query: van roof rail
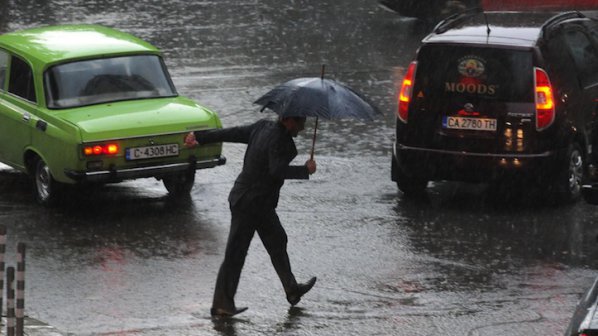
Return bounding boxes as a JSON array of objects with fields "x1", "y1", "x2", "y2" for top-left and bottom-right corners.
[
  {"x1": 540, "y1": 11, "x2": 586, "y2": 37},
  {"x1": 433, "y1": 7, "x2": 483, "y2": 34}
]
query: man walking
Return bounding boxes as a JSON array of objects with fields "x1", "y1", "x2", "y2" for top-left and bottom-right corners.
[{"x1": 185, "y1": 116, "x2": 317, "y2": 317}]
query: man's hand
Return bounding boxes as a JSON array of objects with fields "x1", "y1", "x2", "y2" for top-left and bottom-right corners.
[
  {"x1": 184, "y1": 131, "x2": 199, "y2": 148},
  {"x1": 305, "y1": 159, "x2": 316, "y2": 174}
]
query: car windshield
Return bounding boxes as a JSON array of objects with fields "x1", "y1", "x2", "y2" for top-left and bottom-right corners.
[{"x1": 44, "y1": 55, "x2": 177, "y2": 109}]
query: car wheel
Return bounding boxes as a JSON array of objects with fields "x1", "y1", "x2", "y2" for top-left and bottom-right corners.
[
  {"x1": 582, "y1": 184, "x2": 598, "y2": 205},
  {"x1": 392, "y1": 156, "x2": 428, "y2": 195},
  {"x1": 395, "y1": 169, "x2": 428, "y2": 196},
  {"x1": 33, "y1": 158, "x2": 62, "y2": 206},
  {"x1": 554, "y1": 143, "x2": 583, "y2": 203},
  {"x1": 163, "y1": 170, "x2": 195, "y2": 196}
]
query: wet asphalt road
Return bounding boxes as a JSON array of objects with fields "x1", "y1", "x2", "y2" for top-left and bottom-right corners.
[{"x1": 1, "y1": 1, "x2": 598, "y2": 335}]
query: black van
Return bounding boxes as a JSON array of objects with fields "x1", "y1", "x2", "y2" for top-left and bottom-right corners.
[{"x1": 392, "y1": 10, "x2": 598, "y2": 202}]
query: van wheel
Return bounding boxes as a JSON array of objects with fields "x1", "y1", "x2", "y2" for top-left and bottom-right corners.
[
  {"x1": 553, "y1": 143, "x2": 583, "y2": 203},
  {"x1": 392, "y1": 157, "x2": 428, "y2": 195},
  {"x1": 396, "y1": 169, "x2": 428, "y2": 195},
  {"x1": 33, "y1": 158, "x2": 62, "y2": 206},
  {"x1": 163, "y1": 170, "x2": 195, "y2": 196},
  {"x1": 582, "y1": 185, "x2": 598, "y2": 205}
]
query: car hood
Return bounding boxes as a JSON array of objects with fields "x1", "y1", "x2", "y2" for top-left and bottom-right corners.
[{"x1": 53, "y1": 97, "x2": 219, "y2": 142}]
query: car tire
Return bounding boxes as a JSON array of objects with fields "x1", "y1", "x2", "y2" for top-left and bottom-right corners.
[
  {"x1": 392, "y1": 156, "x2": 428, "y2": 195},
  {"x1": 395, "y1": 168, "x2": 428, "y2": 196},
  {"x1": 33, "y1": 158, "x2": 62, "y2": 206},
  {"x1": 396, "y1": 173, "x2": 428, "y2": 195},
  {"x1": 582, "y1": 185, "x2": 598, "y2": 205},
  {"x1": 163, "y1": 170, "x2": 195, "y2": 196},
  {"x1": 553, "y1": 143, "x2": 583, "y2": 203}
]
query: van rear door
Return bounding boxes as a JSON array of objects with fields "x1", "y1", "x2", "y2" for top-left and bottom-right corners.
[{"x1": 408, "y1": 44, "x2": 536, "y2": 153}]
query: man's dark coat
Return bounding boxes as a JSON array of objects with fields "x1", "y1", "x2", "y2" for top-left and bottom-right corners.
[{"x1": 197, "y1": 119, "x2": 309, "y2": 209}]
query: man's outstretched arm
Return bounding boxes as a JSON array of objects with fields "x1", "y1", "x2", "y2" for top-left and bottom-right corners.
[{"x1": 185, "y1": 124, "x2": 254, "y2": 147}]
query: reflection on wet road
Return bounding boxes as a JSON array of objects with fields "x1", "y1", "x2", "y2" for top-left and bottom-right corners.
[{"x1": 0, "y1": 1, "x2": 597, "y2": 335}]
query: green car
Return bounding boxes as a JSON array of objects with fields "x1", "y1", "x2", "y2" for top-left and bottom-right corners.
[{"x1": 0, "y1": 24, "x2": 225, "y2": 205}]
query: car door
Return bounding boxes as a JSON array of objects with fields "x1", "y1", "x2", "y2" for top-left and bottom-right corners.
[
  {"x1": 560, "y1": 22, "x2": 598, "y2": 169},
  {"x1": 0, "y1": 53, "x2": 36, "y2": 170},
  {"x1": 583, "y1": 20, "x2": 598, "y2": 171}
]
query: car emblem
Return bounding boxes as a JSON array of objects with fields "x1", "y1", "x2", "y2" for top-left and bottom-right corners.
[
  {"x1": 149, "y1": 139, "x2": 155, "y2": 145},
  {"x1": 464, "y1": 103, "x2": 474, "y2": 113},
  {"x1": 458, "y1": 56, "x2": 486, "y2": 78}
]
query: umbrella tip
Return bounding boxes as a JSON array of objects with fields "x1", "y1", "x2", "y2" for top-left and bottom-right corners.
[{"x1": 320, "y1": 64, "x2": 326, "y2": 80}]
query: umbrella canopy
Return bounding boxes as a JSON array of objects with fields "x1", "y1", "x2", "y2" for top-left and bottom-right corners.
[{"x1": 254, "y1": 77, "x2": 382, "y2": 121}]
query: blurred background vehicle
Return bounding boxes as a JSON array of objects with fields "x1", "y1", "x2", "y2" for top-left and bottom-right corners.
[{"x1": 379, "y1": 0, "x2": 598, "y2": 23}]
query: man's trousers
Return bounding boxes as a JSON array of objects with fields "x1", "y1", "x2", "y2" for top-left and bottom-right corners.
[{"x1": 212, "y1": 204, "x2": 298, "y2": 311}]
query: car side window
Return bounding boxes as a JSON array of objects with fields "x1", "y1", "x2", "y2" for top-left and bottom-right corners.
[
  {"x1": 0, "y1": 50, "x2": 7, "y2": 91},
  {"x1": 563, "y1": 29, "x2": 598, "y2": 88},
  {"x1": 8, "y1": 55, "x2": 36, "y2": 103}
]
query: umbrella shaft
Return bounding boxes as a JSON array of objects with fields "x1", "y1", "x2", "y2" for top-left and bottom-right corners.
[{"x1": 310, "y1": 117, "x2": 319, "y2": 160}]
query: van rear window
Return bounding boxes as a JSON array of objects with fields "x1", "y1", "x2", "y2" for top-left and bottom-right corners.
[{"x1": 415, "y1": 45, "x2": 534, "y2": 102}]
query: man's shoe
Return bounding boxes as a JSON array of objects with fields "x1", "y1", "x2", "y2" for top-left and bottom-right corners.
[
  {"x1": 287, "y1": 277, "x2": 317, "y2": 306},
  {"x1": 210, "y1": 306, "x2": 248, "y2": 317}
]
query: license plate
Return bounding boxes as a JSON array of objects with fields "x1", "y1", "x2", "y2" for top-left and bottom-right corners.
[
  {"x1": 125, "y1": 144, "x2": 179, "y2": 160},
  {"x1": 443, "y1": 116, "x2": 497, "y2": 131}
]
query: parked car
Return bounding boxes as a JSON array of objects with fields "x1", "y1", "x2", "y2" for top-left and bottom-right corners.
[
  {"x1": 379, "y1": 0, "x2": 477, "y2": 24},
  {"x1": 564, "y1": 276, "x2": 598, "y2": 335},
  {"x1": 0, "y1": 24, "x2": 225, "y2": 205},
  {"x1": 379, "y1": 0, "x2": 598, "y2": 23},
  {"x1": 391, "y1": 10, "x2": 598, "y2": 202},
  {"x1": 481, "y1": 0, "x2": 598, "y2": 11}
]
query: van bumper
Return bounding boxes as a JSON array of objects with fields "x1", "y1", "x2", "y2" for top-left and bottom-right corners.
[{"x1": 393, "y1": 143, "x2": 555, "y2": 182}]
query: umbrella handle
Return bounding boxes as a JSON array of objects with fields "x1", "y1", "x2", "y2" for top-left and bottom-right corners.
[{"x1": 310, "y1": 117, "x2": 319, "y2": 161}]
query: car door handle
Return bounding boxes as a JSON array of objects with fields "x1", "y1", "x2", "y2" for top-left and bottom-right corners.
[{"x1": 22, "y1": 112, "x2": 30, "y2": 122}]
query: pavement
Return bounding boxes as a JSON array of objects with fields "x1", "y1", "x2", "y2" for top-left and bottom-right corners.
[{"x1": 1, "y1": 317, "x2": 66, "y2": 336}]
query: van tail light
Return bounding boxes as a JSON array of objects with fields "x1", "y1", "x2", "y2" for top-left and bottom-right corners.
[
  {"x1": 534, "y1": 67, "x2": 555, "y2": 131},
  {"x1": 83, "y1": 143, "x2": 119, "y2": 156},
  {"x1": 397, "y1": 61, "x2": 418, "y2": 123}
]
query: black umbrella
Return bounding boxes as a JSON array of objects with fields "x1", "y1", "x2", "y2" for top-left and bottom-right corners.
[{"x1": 254, "y1": 66, "x2": 381, "y2": 159}]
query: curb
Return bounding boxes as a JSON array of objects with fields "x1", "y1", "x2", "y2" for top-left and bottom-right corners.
[{"x1": 1, "y1": 317, "x2": 66, "y2": 336}]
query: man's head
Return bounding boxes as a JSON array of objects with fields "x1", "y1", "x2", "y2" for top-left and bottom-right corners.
[{"x1": 280, "y1": 116, "x2": 306, "y2": 137}]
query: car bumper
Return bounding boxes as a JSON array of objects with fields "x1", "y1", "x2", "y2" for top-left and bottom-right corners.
[
  {"x1": 393, "y1": 143, "x2": 555, "y2": 182},
  {"x1": 64, "y1": 156, "x2": 226, "y2": 183}
]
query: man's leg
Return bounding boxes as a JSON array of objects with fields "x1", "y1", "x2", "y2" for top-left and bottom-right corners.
[
  {"x1": 212, "y1": 206, "x2": 255, "y2": 313},
  {"x1": 257, "y1": 210, "x2": 317, "y2": 306},
  {"x1": 256, "y1": 210, "x2": 298, "y2": 293}
]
